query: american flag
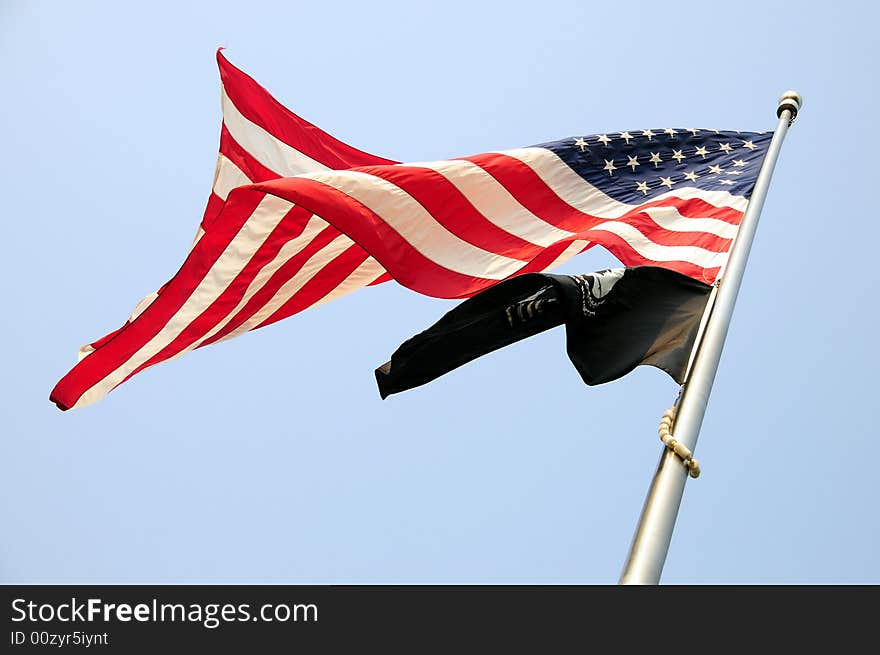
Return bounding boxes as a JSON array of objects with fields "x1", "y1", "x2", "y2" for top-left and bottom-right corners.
[{"x1": 50, "y1": 50, "x2": 771, "y2": 410}]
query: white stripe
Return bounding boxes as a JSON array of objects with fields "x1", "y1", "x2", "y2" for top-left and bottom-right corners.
[
  {"x1": 95, "y1": 192, "x2": 270, "y2": 356},
  {"x1": 405, "y1": 159, "x2": 574, "y2": 247},
  {"x1": 303, "y1": 170, "x2": 526, "y2": 280},
  {"x1": 310, "y1": 256, "x2": 386, "y2": 309},
  {"x1": 190, "y1": 214, "x2": 330, "y2": 346},
  {"x1": 212, "y1": 154, "x2": 252, "y2": 200},
  {"x1": 499, "y1": 147, "x2": 751, "y2": 215},
  {"x1": 114, "y1": 160, "x2": 244, "y2": 348},
  {"x1": 221, "y1": 88, "x2": 330, "y2": 177},
  {"x1": 129, "y1": 291, "x2": 160, "y2": 322},
  {"x1": 189, "y1": 226, "x2": 206, "y2": 252},
  {"x1": 104, "y1": 215, "x2": 333, "y2": 376},
  {"x1": 541, "y1": 239, "x2": 592, "y2": 272},
  {"x1": 641, "y1": 206, "x2": 739, "y2": 240},
  {"x1": 79, "y1": 284, "x2": 163, "y2": 362},
  {"x1": 585, "y1": 221, "x2": 727, "y2": 269},
  {"x1": 72, "y1": 193, "x2": 296, "y2": 409},
  {"x1": 218, "y1": 232, "x2": 360, "y2": 342}
]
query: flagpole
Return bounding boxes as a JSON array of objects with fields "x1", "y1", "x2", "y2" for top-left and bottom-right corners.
[{"x1": 618, "y1": 91, "x2": 803, "y2": 585}]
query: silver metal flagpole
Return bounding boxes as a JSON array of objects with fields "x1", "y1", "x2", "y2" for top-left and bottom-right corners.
[{"x1": 618, "y1": 91, "x2": 803, "y2": 585}]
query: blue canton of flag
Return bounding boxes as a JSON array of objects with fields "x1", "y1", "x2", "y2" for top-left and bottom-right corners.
[{"x1": 538, "y1": 128, "x2": 771, "y2": 204}]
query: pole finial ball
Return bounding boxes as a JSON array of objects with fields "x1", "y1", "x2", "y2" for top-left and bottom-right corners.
[{"x1": 777, "y1": 90, "x2": 803, "y2": 120}]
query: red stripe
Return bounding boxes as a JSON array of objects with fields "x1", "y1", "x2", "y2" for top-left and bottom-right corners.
[
  {"x1": 462, "y1": 152, "x2": 594, "y2": 232},
  {"x1": 359, "y1": 161, "x2": 733, "y2": 256},
  {"x1": 217, "y1": 50, "x2": 397, "y2": 170},
  {"x1": 574, "y1": 227, "x2": 719, "y2": 283},
  {"x1": 482, "y1": 152, "x2": 744, "y2": 224},
  {"x1": 459, "y1": 153, "x2": 738, "y2": 258},
  {"x1": 254, "y1": 177, "x2": 497, "y2": 299},
  {"x1": 354, "y1": 165, "x2": 540, "y2": 259},
  {"x1": 254, "y1": 168, "x2": 732, "y2": 298},
  {"x1": 665, "y1": 196, "x2": 743, "y2": 226},
  {"x1": 50, "y1": 187, "x2": 268, "y2": 410},
  {"x1": 120, "y1": 206, "x2": 318, "y2": 383},
  {"x1": 464, "y1": 152, "x2": 743, "y2": 233},
  {"x1": 512, "y1": 239, "x2": 587, "y2": 275},
  {"x1": 562, "y1": 223, "x2": 721, "y2": 282},
  {"x1": 616, "y1": 210, "x2": 732, "y2": 253},
  {"x1": 87, "y1": 324, "x2": 127, "y2": 352},
  {"x1": 197, "y1": 222, "x2": 345, "y2": 347},
  {"x1": 202, "y1": 192, "x2": 226, "y2": 226},
  {"x1": 369, "y1": 272, "x2": 392, "y2": 285},
  {"x1": 219, "y1": 124, "x2": 279, "y2": 182},
  {"x1": 256, "y1": 244, "x2": 372, "y2": 329}
]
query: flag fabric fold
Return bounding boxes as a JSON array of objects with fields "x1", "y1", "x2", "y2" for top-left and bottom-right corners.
[
  {"x1": 51, "y1": 51, "x2": 394, "y2": 410},
  {"x1": 50, "y1": 51, "x2": 771, "y2": 410},
  {"x1": 375, "y1": 266, "x2": 713, "y2": 399}
]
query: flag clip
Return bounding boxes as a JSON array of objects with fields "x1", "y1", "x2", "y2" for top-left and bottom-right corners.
[{"x1": 659, "y1": 407, "x2": 701, "y2": 478}]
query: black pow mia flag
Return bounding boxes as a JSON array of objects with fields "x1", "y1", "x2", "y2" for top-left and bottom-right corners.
[{"x1": 375, "y1": 266, "x2": 712, "y2": 399}]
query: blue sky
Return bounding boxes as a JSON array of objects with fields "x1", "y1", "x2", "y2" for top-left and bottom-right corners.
[{"x1": 2, "y1": 0, "x2": 877, "y2": 583}]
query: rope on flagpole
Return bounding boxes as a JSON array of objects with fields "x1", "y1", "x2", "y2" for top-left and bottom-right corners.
[{"x1": 658, "y1": 407, "x2": 700, "y2": 478}]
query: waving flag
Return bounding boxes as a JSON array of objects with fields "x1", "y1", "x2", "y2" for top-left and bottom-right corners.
[
  {"x1": 50, "y1": 51, "x2": 771, "y2": 410},
  {"x1": 375, "y1": 266, "x2": 713, "y2": 399}
]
